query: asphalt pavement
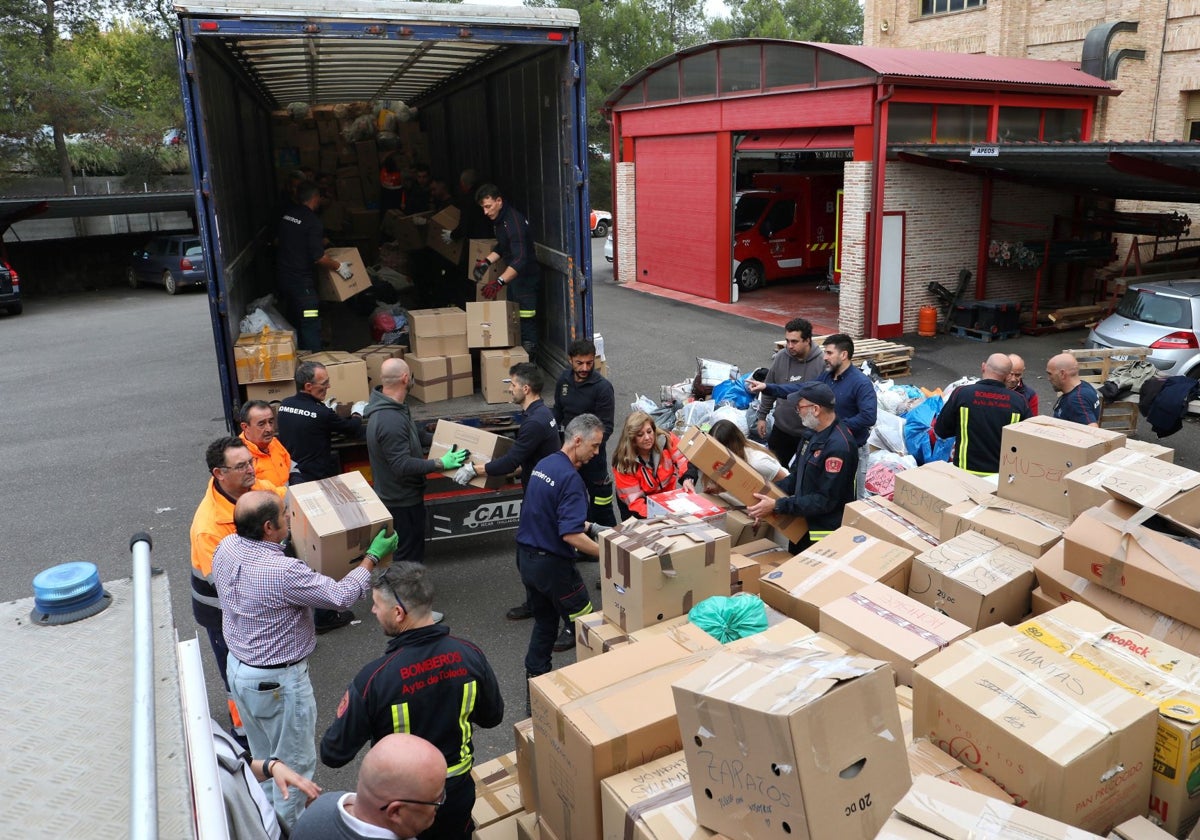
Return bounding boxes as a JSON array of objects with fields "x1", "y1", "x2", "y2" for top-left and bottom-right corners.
[{"x1": 1, "y1": 237, "x2": 1198, "y2": 797}]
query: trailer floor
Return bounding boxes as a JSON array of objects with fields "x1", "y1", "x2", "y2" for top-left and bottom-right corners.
[{"x1": 0, "y1": 574, "x2": 193, "y2": 838}]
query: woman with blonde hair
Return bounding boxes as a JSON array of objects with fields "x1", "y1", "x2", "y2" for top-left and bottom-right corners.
[{"x1": 612, "y1": 411, "x2": 697, "y2": 518}]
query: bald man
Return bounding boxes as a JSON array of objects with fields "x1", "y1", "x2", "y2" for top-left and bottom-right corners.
[
  {"x1": 934, "y1": 352, "x2": 1032, "y2": 475},
  {"x1": 364, "y1": 358, "x2": 469, "y2": 565},
  {"x1": 292, "y1": 734, "x2": 449, "y2": 840},
  {"x1": 1047, "y1": 353, "x2": 1101, "y2": 426},
  {"x1": 1005, "y1": 353, "x2": 1039, "y2": 416}
]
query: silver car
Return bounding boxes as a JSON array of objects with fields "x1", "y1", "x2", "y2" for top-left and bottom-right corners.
[
  {"x1": 604, "y1": 230, "x2": 613, "y2": 263},
  {"x1": 1088, "y1": 279, "x2": 1200, "y2": 376}
]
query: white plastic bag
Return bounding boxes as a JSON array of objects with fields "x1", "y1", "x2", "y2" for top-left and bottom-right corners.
[
  {"x1": 710, "y1": 403, "x2": 750, "y2": 436},
  {"x1": 697, "y1": 357, "x2": 739, "y2": 387},
  {"x1": 631, "y1": 395, "x2": 658, "y2": 414},
  {"x1": 678, "y1": 400, "x2": 715, "y2": 431},
  {"x1": 866, "y1": 409, "x2": 907, "y2": 455}
]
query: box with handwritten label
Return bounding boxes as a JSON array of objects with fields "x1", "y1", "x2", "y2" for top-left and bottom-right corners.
[
  {"x1": 907, "y1": 530, "x2": 1036, "y2": 629},
  {"x1": 996, "y1": 416, "x2": 1126, "y2": 516}
]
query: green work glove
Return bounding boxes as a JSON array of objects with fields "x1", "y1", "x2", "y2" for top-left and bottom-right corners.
[
  {"x1": 368, "y1": 529, "x2": 398, "y2": 560},
  {"x1": 439, "y1": 447, "x2": 469, "y2": 470}
]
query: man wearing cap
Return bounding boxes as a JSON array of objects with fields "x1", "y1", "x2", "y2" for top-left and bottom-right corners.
[
  {"x1": 746, "y1": 382, "x2": 857, "y2": 552},
  {"x1": 935, "y1": 353, "x2": 1031, "y2": 474}
]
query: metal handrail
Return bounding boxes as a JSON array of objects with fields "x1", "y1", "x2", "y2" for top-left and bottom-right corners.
[{"x1": 130, "y1": 532, "x2": 158, "y2": 840}]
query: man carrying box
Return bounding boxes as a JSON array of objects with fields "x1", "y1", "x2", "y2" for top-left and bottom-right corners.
[
  {"x1": 474, "y1": 184, "x2": 540, "y2": 357},
  {"x1": 747, "y1": 382, "x2": 857, "y2": 551},
  {"x1": 276, "y1": 180, "x2": 352, "y2": 351}
]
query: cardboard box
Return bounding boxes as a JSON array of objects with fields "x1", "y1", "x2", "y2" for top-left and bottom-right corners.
[
  {"x1": 1124, "y1": 439, "x2": 1174, "y2": 463},
  {"x1": 234, "y1": 329, "x2": 297, "y2": 385},
  {"x1": 319, "y1": 246, "x2": 369, "y2": 302},
  {"x1": 1035, "y1": 542, "x2": 1200, "y2": 658},
  {"x1": 1017, "y1": 601, "x2": 1200, "y2": 836},
  {"x1": 381, "y1": 210, "x2": 435, "y2": 249},
  {"x1": 842, "y1": 497, "x2": 941, "y2": 556},
  {"x1": 599, "y1": 750, "x2": 694, "y2": 840},
  {"x1": 628, "y1": 795, "x2": 716, "y2": 840},
  {"x1": 575, "y1": 612, "x2": 631, "y2": 661},
  {"x1": 996, "y1": 416, "x2": 1126, "y2": 516},
  {"x1": 468, "y1": 239, "x2": 507, "y2": 293},
  {"x1": 471, "y1": 753, "x2": 523, "y2": 829},
  {"x1": 1062, "y1": 500, "x2": 1200, "y2": 626},
  {"x1": 645, "y1": 490, "x2": 726, "y2": 523},
  {"x1": 1031, "y1": 585, "x2": 1057, "y2": 615},
  {"x1": 599, "y1": 516, "x2": 732, "y2": 631},
  {"x1": 880, "y1": 775, "x2": 1104, "y2": 840},
  {"x1": 409, "y1": 307, "x2": 469, "y2": 358},
  {"x1": 528, "y1": 632, "x2": 722, "y2": 840},
  {"x1": 729, "y1": 553, "x2": 761, "y2": 595},
  {"x1": 907, "y1": 531, "x2": 1036, "y2": 629},
  {"x1": 896, "y1": 684, "x2": 914, "y2": 743},
  {"x1": 353, "y1": 343, "x2": 406, "y2": 389},
  {"x1": 717, "y1": 506, "x2": 770, "y2": 547},
  {"x1": 758, "y1": 527, "x2": 913, "y2": 630},
  {"x1": 480, "y1": 347, "x2": 529, "y2": 404},
  {"x1": 336, "y1": 174, "x2": 364, "y2": 207},
  {"x1": 677, "y1": 426, "x2": 807, "y2": 543},
  {"x1": 427, "y1": 205, "x2": 464, "y2": 262},
  {"x1": 891, "y1": 461, "x2": 995, "y2": 532},
  {"x1": 513, "y1": 718, "x2": 537, "y2": 815},
  {"x1": 243, "y1": 378, "x2": 296, "y2": 404},
  {"x1": 912, "y1": 624, "x2": 1158, "y2": 833},
  {"x1": 1110, "y1": 817, "x2": 1176, "y2": 839},
  {"x1": 1065, "y1": 448, "x2": 1200, "y2": 519},
  {"x1": 473, "y1": 812, "x2": 521, "y2": 840},
  {"x1": 940, "y1": 496, "x2": 1070, "y2": 558},
  {"x1": 408, "y1": 354, "x2": 472, "y2": 403},
  {"x1": 819, "y1": 581, "x2": 971, "y2": 686},
  {"x1": 733, "y1": 538, "x2": 793, "y2": 575},
  {"x1": 905, "y1": 738, "x2": 1017, "y2": 803},
  {"x1": 515, "y1": 811, "x2": 538, "y2": 840},
  {"x1": 428, "y1": 420, "x2": 515, "y2": 489},
  {"x1": 673, "y1": 646, "x2": 911, "y2": 840},
  {"x1": 286, "y1": 472, "x2": 393, "y2": 579},
  {"x1": 467, "y1": 301, "x2": 520, "y2": 349},
  {"x1": 301, "y1": 350, "x2": 370, "y2": 404}
]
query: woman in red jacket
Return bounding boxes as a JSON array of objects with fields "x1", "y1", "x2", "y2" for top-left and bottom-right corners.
[{"x1": 612, "y1": 411, "x2": 698, "y2": 519}]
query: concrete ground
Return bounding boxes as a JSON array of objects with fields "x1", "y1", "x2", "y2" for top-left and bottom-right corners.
[{"x1": 0, "y1": 236, "x2": 1196, "y2": 800}]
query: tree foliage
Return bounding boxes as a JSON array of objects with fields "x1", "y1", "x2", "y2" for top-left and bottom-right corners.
[{"x1": 709, "y1": 0, "x2": 863, "y2": 44}]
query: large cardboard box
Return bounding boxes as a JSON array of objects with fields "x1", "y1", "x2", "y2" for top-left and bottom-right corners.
[
  {"x1": 319, "y1": 246, "x2": 372, "y2": 301},
  {"x1": 381, "y1": 210, "x2": 434, "y2": 249},
  {"x1": 891, "y1": 461, "x2": 995, "y2": 531},
  {"x1": 940, "y1": 496, "x2": 1070, "y2": 558},
  {"x1": 513, "y1": 718, "x2": 537, "y2": 814},
  {"x1": 480, "y1": 347, "x2": 529, "y2": 404},
  {"x1": 1035, "y1": 542, "x2": 1200, "y2": 658},
  {"x1": 427, "y1": 205, "x2": 464, "y2": 262},
  {"x1": 907, "y1": 530, "x2": 1036, "y2": 629},
  {"x1": 467, "y1": 301, "x2": 520, "y2": 349},
  {"x1": 673, "y1": 646, "x2": 911, "y2": 840},
  {"x1": 244, "y1": 378, "x2": 296, "y2": 404},
  {"x1": 408, "y1": 354, "x2": 472, "y2": 403},
  {"x1": 879, "y1": 775, "x2": 1104, "y2": 840},
  {"x1": 429, "y1": 420, "x2": 515, "y2": 490},
  {"x1": 905, "y1": 738, "x2": 1017, "y2": 802},
  {"x1": 473, "y1": 812, "x2": 522, "y2": 840},
  {"x1": 1110, "y1": 817, "x2": 1176, "y2": 839},
  {"x1": 468, "y1": 239, "x2": 507, "y2": 291},
  {"x1": 1124, "y1": 439, "x2": 1174, "y2": 463},
  {"x1": 599, "y1": 750, "x2": 694, "y2": 840},
  {"x1": 819, "y1": 581, "x2": 971, "y2": 686},
  {"x1": 758, "y1": 527, "x2": 913, "y2": 629},
  {"x1": 996, "y1": 416, "x2": 1126, "y2": 516},
  {"x1": 676, "y1": 426, "x2": 807, "y2": 543},
  {"x1": 599, "y1": 516, "x2": 732, "y2": 631},
  {"x1": 528, "y1": 632, "x2": 722, "y2": 840},
  {"x1": 1062, "y1": 500, "x2": 1200, "y2": 626},
  {"x1": 842, "y1": 497, "x2": 941, "y2": 556},
  {"x1": 286, "y1": 472, "x2": 393, "y2": 579},
  {"x1": 353, "y1": 343, "x2": 406, "y2": 390},
  {"x1": 627, "y1": 795, "x2": 715, "y2": 840},
  {"x1": 301, "y1": 350, "x2": 370, "y2": 404},
  {"x1": 1031, "y1": 585, "x2": 1058, "y2": 615},
  {"x1": 471, "y1": 753, "x2": 524, "y2": 829},
  {"x1": 912, "y1": 624, "x2": 1158, "y2": 833},
  {"x1": 1017, "y1": 601, "x2": 1200, "y2": 836},
  {"x1": 1065, "y1": 448, "x2": 1200, "y2": 519},
  {"x1": 234, "y1": 329, "x2": 297, "y2": 385},
  {"x1": 409, "y1": 307, "x2": 469, "y2": 357}
]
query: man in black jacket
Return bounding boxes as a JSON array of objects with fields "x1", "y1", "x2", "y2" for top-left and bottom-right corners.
[
  {"x1": 364, "y1": 358, "x2": 469, "y2": 565},
  {"x1": 552, "y1": 339, "x2": 617, "y2": 529},
  {"x1": 276, "y1": 361, "x2": 365, "y2": 484},
  {"x1": 321, "y1": 562, "x2": 503, "y2": 840},
  {"x1": 935, "y1": 353, "x2": 1030, "y2": 475},
  {"x1": 473, "y1": 183, "x2": 540, "y2": 356}
]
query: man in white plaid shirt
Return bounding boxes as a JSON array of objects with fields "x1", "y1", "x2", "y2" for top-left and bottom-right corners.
[{"x1": 213, "y1": 489, "x2": 398, "y2": 830}]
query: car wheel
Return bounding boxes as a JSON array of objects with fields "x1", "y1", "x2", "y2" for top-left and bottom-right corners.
[
  {"x1": 735, "y1": 261, "x2": 765, "y2": 292},
  {"x1": 162, "y1": 270, "x2": 178, "y2": 295},
  {"x1": 7, "y1": 302, "x2": 21, "y2": 315},
  {"x1": 127, "y1": 267, "x2": 139, "y2": 289},
  {"x1": 594, "y1": 220, "x2": 610, "y2": 238}
]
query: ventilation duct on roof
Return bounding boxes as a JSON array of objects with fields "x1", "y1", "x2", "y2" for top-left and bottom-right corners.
[{"x1": 1081, "y1": 21, "x2": 1145, "y2": 81}]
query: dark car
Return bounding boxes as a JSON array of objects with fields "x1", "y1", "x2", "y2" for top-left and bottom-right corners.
[
  {"x1": 127, "y1": 234, "x2": 207, "y2": 294},
  {"x1": 0, "y1": 257, "x2": 20, "y2": 315}
]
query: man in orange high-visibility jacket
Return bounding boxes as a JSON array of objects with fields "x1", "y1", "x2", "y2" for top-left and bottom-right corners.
[{"x1": 239, "y1": 400, "x2": 292, "y2": 488}]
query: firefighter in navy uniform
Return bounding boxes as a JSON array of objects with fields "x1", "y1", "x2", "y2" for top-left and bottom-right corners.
[
  {"x1": 276, "y1": 180, "x2": 349, "y2": 352},
  {"x1": 473, "y1": 183, "x2": 540, "y2": 356},
  {"x1": 552, "y1": 338, "x2": 617, "y2": 529},
  {"x1": 276, "y1": 361, "x2": 365, "y2": 485},
  {"x1": 934, "y1": 353, "x2": 1031, "y2": 475},
  {"x1": 747, "y1": 382, "x2": 858, "y2": 553},
  {"x1": 321, "y1": 562, "x2": 503, "y2": 840}
]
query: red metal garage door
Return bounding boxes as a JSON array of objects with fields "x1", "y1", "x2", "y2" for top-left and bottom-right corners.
[{"x1": 635, "y1": 134, "x2": 720, "y2": 298}]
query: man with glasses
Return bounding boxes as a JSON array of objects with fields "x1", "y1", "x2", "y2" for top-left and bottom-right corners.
[
  {"x1": 190, "y1": 436, "x2": 286, "y2": 749},
  {"x1": 213, "y1": 490, "x2": 398, "y2": 831},
  {"x1": 320, "y1": 562, "x2": 503, "y2": 840},
  {"x1": 746, "y1": 382, "x2": 858, "y2": 552},
  {"x1": 292, "y1": 734, "x2": 448, "y2": 840}
]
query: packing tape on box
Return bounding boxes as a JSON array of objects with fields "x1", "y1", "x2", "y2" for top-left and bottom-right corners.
[
  {"x1": 920, "y1": 534, "x2": 1031, "y2": 581},
  {"x1": 1017, "y1": 616, "x2": 1178, "y2": 694},
  {"x1": 603, "y1": 519, "x2": 721, "y2": 586},
  {"x1": 901, "y1": 784, "x2": 1026, "y2": 838},
  {"x1": 847, "y1": 591, "x2": 955, "y2": 650},
  {"x1": 861, "y1": 498, "x2": 940, "y2": 547},
  {"x1": 1087, "y1": 506, "x2": 1200, "y2": 592},
  {"x1": 236, "y1": 334, "x2": 296, "y2": 381},
  {"x1": 623, "y1": 783, "x2": 692, "y2": 840},
  {"x1": 312, "y1": 475, "x2": 373, "y2": 550},
  {"x1": 577, "y1": 616, "x2": 630, "y2": 653},
  {"x1": 786, "y1": 539, "x2": 881, "y2": 597},
  {"x1": 956, "y1": 500, "x2": 1062, "y2": 537},
  {"x1": 473, "y1": 756, "x2": 521, "y2": 819}
]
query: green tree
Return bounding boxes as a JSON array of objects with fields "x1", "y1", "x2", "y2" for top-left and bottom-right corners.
[{"x1": 709, "y1": 0, "x2": 863, "y2": 44}]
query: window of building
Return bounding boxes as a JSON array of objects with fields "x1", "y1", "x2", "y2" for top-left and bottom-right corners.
[
  {"x1": 920, "y1": 0, "x2": 986, "y2": 15},
  {"x1": 645, "y1": 66, "x2": 680, "y2": 103},
  {"x1": 1043, "y1": 109, "x2": 1084, "y2": 141},
  {"x1": 682, "y1": 51, "x2": 717, "y2": 99},
  {"x1": 720, "y1": 44, "x2": 762, "y2": 95},
  {"x1": 936, "y1": 105, "x2": 989, "y2": 143},
  {"x1": 1186, "y1": 92, "x2": 1200, "y2": 140},
  {"x1": 765, "y1": 44, "x2": 815, "y2": 90},
  {"x1": 888, "y1": 103, "x2": 934, "y2": 143},
  {"x1": 998, "y1": 106, "x2": 1041, "y2": 141},
  {"x1": 817, "y1": 53, "x2": 871, "y2": 84}
]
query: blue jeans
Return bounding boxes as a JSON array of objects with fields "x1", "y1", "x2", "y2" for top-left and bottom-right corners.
[{"x1": 227, "y1": 655, "x2": 316, "y2": 831}]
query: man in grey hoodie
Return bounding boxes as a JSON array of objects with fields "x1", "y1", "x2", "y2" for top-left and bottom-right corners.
[
  {"x1": 364, "y1": 358, "x2": 469, "y2": 565},
  {"x1": 752, "y1": 317, "x2": 825, "y2": 469}
]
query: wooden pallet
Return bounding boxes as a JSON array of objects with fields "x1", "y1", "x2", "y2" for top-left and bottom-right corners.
[
  {"x1": 1062, "y1": 346, "x2": 1149, "y2": 434},
  {"x1": 949, "y1": 326, "x2": 1020, "y2": 343},
  {"x1": 775, "y1": 337, "x2": 915, "y2": 378}
]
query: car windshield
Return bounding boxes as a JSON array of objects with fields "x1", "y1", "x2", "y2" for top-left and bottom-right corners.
[
  {"x1": 1115, "y1": 288, "x2": 1192, "y2": 328},
  {"x1": 734, "y1": 195, "x2": 768, "y2": 232}
]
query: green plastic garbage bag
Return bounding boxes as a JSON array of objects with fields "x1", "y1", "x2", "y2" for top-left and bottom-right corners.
[{"x1": 688, "y1": 594, "x2": 768, "y2": 643}]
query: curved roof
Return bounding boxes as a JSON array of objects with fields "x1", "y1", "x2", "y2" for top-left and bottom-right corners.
[{"x1": 605, "y1": 39, "x2": 1114, "y2": 112}]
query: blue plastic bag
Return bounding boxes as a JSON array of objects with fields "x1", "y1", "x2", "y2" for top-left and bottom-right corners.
[
  {"x1": 903, "y1": 395, "x2": 954, "y2": 466},
  {"x1": 711, "y1": 374, "x2": 755, "y2": 410}
]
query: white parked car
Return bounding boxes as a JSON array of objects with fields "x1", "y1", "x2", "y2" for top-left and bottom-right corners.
[{"x1": 604, "y1": 230, "x2": 613, "y2": 262}]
